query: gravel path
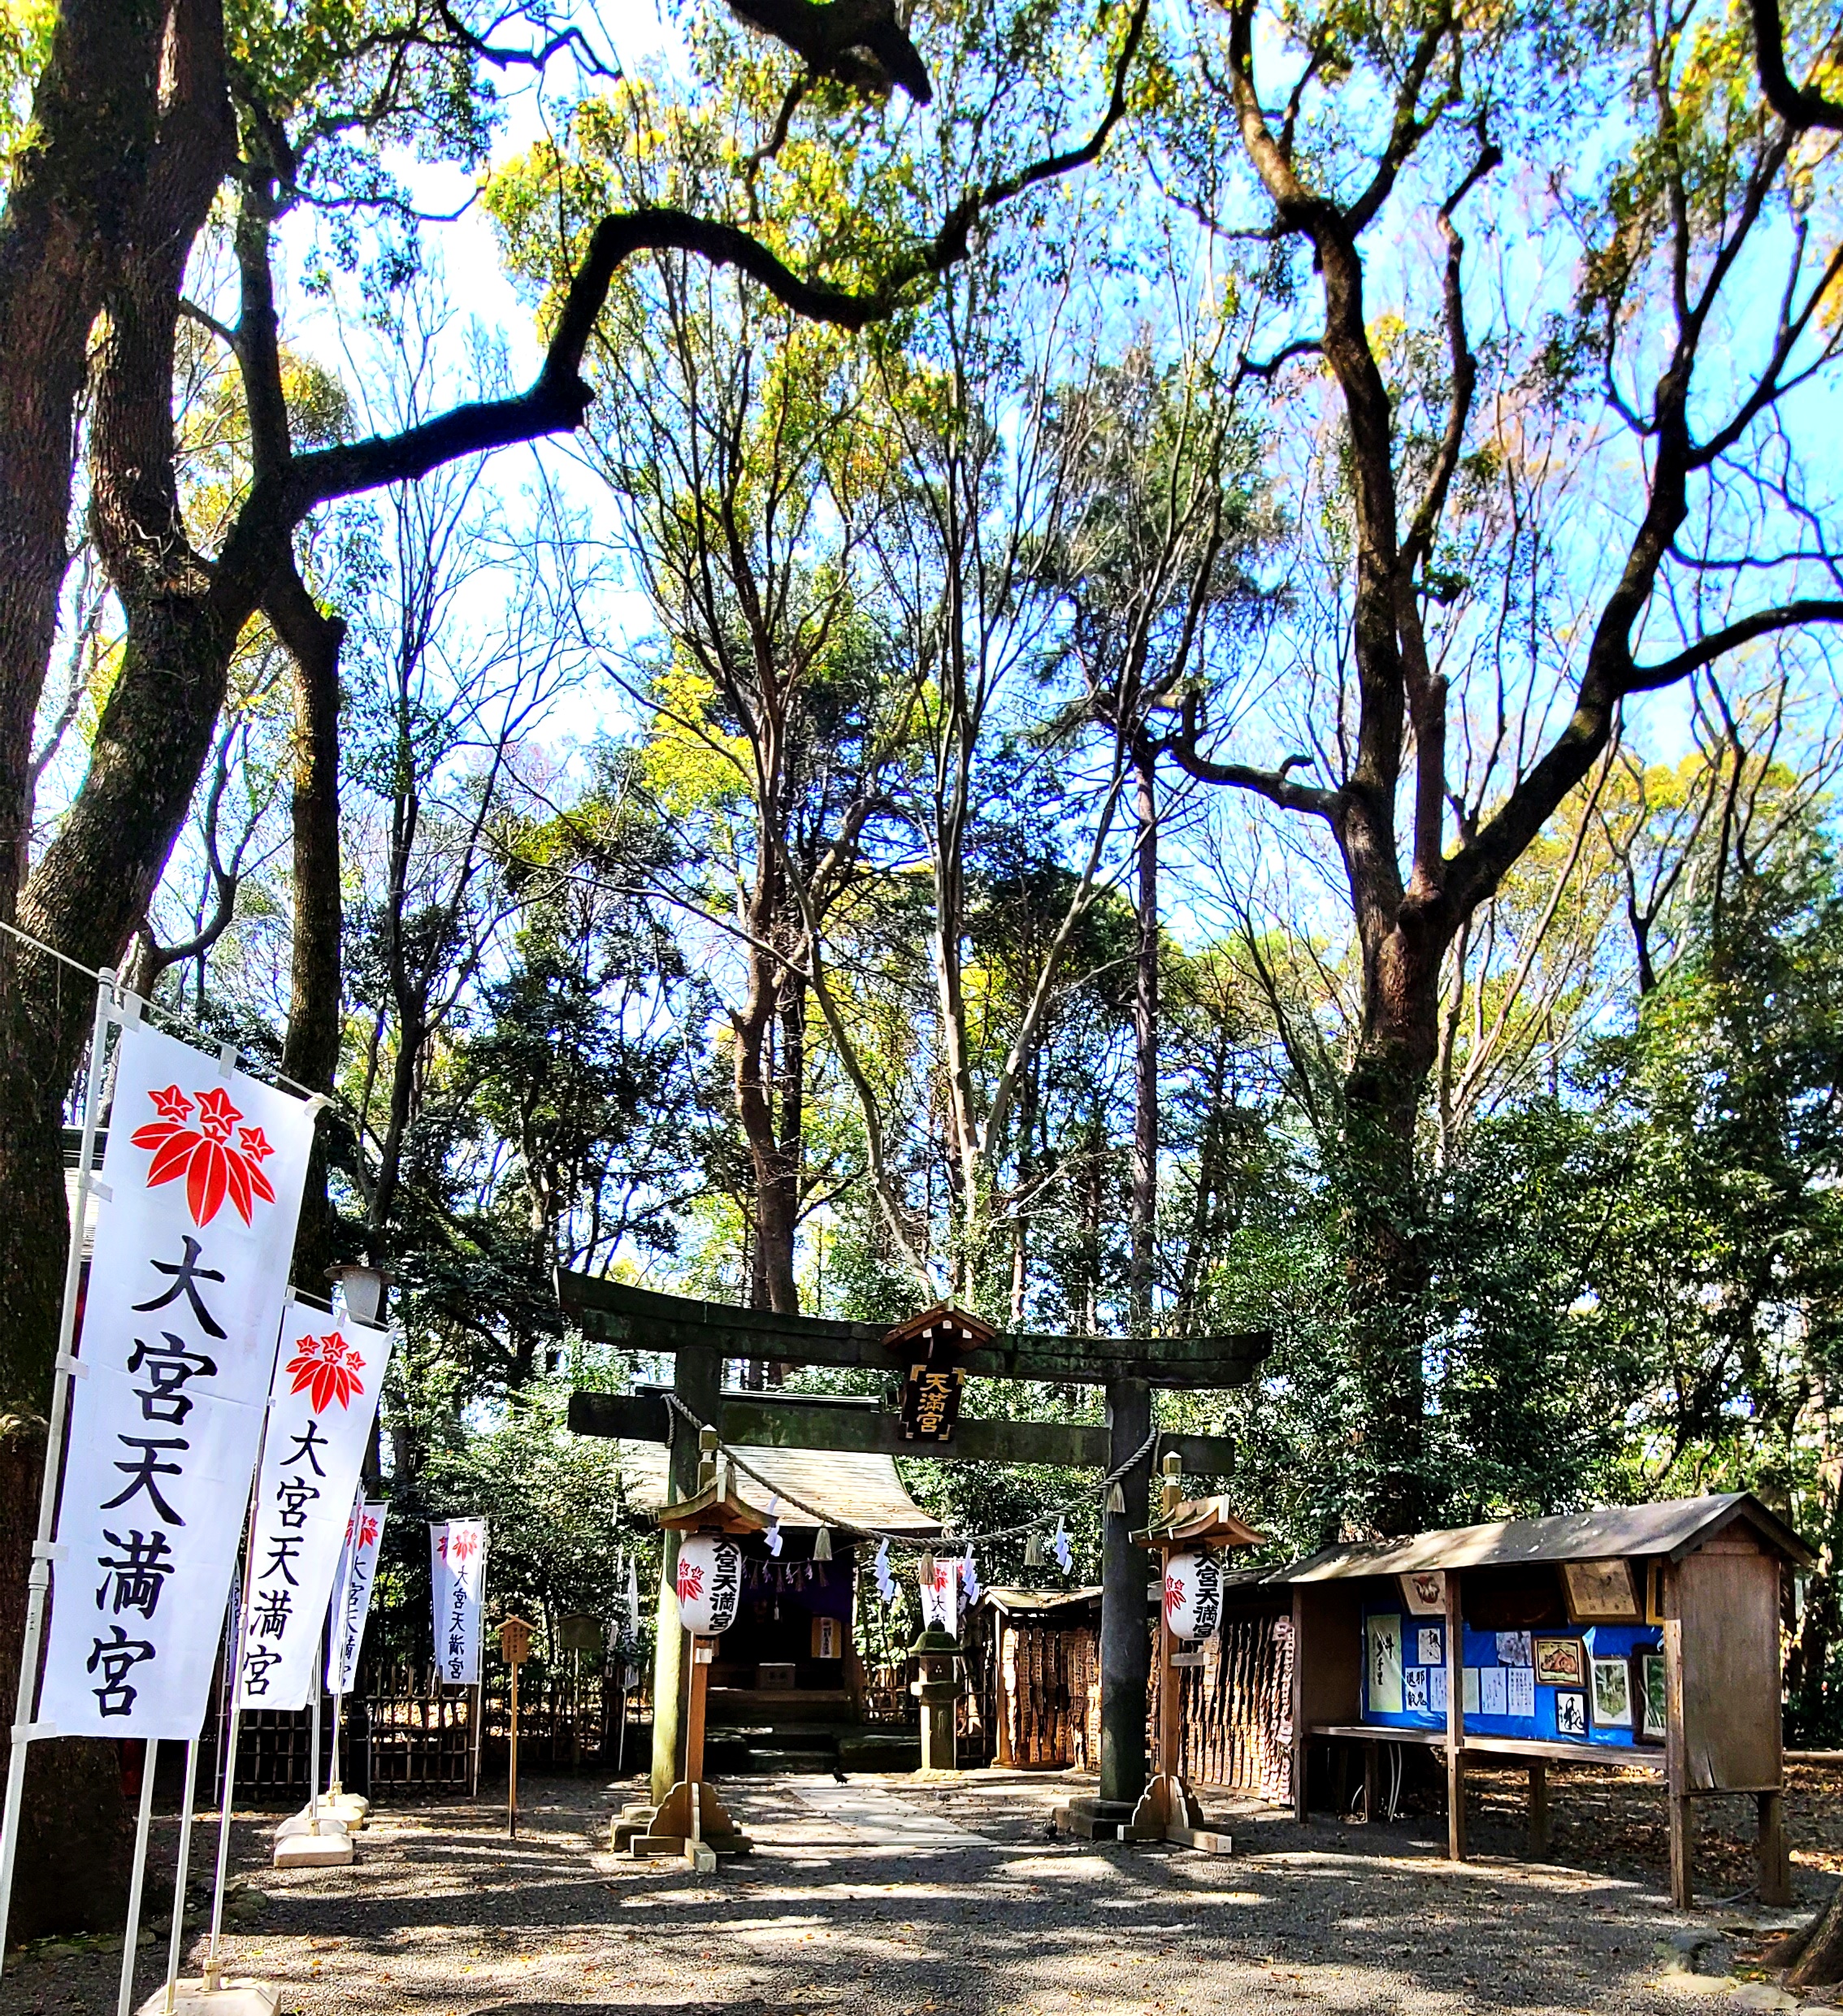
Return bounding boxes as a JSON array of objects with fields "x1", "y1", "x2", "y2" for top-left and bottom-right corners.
[{"x1": 7, "y1": 1767, "x2": 1838, "y2": 2016}]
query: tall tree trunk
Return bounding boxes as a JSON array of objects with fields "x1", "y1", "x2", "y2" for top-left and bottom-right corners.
[
  {"x1": 763, "y1": 966, "x2": 805, "y2": 1353},
  {"x1": 1339, "y1": 922, "x2": 1444, "y2": 1535},
  {"x1": 733, "y1": 844, "x2": 800, "y2": 1316},
  {"x1": 0, "y1": 0, "x2": 168, "y2": 1417},
  {"x1": 0, "y1": 0, "x2": 232, "y2": 1416},
  {"x1": 1787, "y1": 1409, "x2": 1841, "y2": 1740},
  {"x1": 1177, "y1": 1022, "x2": 1234, "y2": 1318},
  {"x1": 1009, "y1": 1057, "x2": 1040, "y2": 1324},
  {"x1": 1129, "y1": 735, "x2": 1158, "y2": 1333},
  {"x1": 267, "y1": 559, "x2": 345, "y2": 1293},
  {"x1": 368, "y1": 1004, "x2": 423, "y2": 1247},
  {"x1": 0, "y1": 0, "x2": 165, "y2": 921},
  {"x1": 0, "y1": 5, "x2": 217, "y2": 1926}
]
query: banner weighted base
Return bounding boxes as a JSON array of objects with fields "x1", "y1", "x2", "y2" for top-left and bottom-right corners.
[
  {"x1": 271, "y1": 1831, "x2": 353, "y2": 1869},
  {"x1": 137, "y1": 1977, "x2": 280, "y2": 2016},
  {"x1": 275, "y1": 1806, "x2": 350, "y2": 1841}
]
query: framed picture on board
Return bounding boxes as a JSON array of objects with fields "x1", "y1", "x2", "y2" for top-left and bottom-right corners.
[
  {"x1": 1561, "y1": 1559, "x2": 1641, "y2": 1623},
  {"x1": 1637, "y1": 1650, "x2": 1667, "y2": 1743},
  {"x1": 1589, "y1": 1654, "x2": 1633, "y2": 1729},
  {"x1": 1366, "y1": 1613, "x2": 1404, "y2": 1715},
  {"x1": 1555, "y1": 1689, "x2": 1589, "y2": 1739},
  {"x1": 1533, "y1": 1634, "x2": 1586, "y2": 1687},
  {"x1": 1399, "y1": 1571, "x2": 1446, "y2": 1618}
]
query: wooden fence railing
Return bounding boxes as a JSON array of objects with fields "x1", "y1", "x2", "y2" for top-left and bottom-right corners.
[
  {"x1": 968, "y1": 1609, "x2": 1293, "y2": 1798},
  {"x1": 194, "y1": 1656, "x2": 650, "y2": 1802},
  {"x1": 1158, "y1": 1612, "x2": 1294, "y2": 1804}
]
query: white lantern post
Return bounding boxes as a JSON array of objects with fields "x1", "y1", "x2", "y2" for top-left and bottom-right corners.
[
  {"x1": 1127, "y1": 1455, "x2": 1263, "y2": 1854},
  {"x1": 616, "y1": 1429, "x2": 760, "y2": 1870}
]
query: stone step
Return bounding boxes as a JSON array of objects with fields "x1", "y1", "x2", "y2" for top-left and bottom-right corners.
[
  {"x1": 707, "y1": 1686, "x2": 858, "y2": 1726},
  {"x1": 837, "y1": 1730, "x2": 922, "y2": 1771},
  {"x1": 746, "y1": 1749, "x2": 838, "y2": 1775}
]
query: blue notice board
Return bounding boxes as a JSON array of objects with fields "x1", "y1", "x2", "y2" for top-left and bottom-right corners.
[{"x1": 1360, "y1": 1602, "x2": 1662, "y2": 1748}]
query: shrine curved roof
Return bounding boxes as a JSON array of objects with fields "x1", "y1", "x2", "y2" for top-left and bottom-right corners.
[{"x1": 614, "y1": 1441, "x2": 942, "y2": 1536}]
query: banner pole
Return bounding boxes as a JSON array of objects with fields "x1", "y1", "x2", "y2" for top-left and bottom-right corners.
[
  {"x1": 203, "y1": 1706, "x2": 241, "y2": 1991},
  {"x1": 115, "y1": 1738, "x2": 158, "y2": 2016},
  {"x1": 161, "y1": 1736, "x2": 201, "y2": 2015},
  {"x1": 206, "y1": 1437, "x2": 267, "y2": 1992},
  {"x1": 0, "y1": 969, "x2": 115, "y2": 1974},
  {"x1": 307, "y1": 1619, "x2": 323, "y2": 1833},
  {"x1": 327, "y1": 1498, "x2": 355, "y2": 1800}
]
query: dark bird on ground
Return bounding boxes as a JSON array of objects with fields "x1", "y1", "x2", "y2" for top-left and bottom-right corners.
[{"x1": 728, "y1": 0, "x2": 934, "y2": 104}]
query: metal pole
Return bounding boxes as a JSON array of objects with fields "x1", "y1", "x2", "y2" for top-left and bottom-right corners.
[
  {"x1": 614, "y1": 1661, "x2": 628, "y2": 1778},
  {"x1": 327, "y1": 1489, "x2": 358, "y2": 1799},
  {"x1": 469, "y1": 1531, "x2": 488, "y2": 1801},
  {"x1": 116, "y1": 1740, "x2": 158, "y2": 2016},
  {"x1": 206, "y1": 1458, "x2": 266, "y2": 1994},
  {"x1": 162, "y1": 1737, "x2": 202, "y2": 2015},
  {"x1": 307, "y1": 1615, "x2": 323, "y2": 1834},
  {"x1": 0, "y1": 971, "x2": 115, "y2": 1972},
  {"x1": 203, "y1": 1708, "x2": 242, "y2": 1990}
]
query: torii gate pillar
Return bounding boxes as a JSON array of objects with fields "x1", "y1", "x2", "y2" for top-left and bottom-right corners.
[
  {"x1": 1098, "y1": 1376, "x2": 1152, "y2": 1810},
  {"x1": 649, "y1": 1342, "x2": 721, "y2": 1803}
]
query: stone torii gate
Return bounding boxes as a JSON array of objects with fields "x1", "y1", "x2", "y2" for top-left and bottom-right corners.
[{"x1": 557, "y1": 1272, "x2": 1268, "y2": 1834}]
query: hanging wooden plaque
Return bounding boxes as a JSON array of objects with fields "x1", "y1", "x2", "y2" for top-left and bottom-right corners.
[{"x1": 887, "y1": 1304, "x2": 993, "y2": 1445}]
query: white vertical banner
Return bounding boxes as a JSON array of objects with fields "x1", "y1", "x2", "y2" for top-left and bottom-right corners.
[
  {"x1": 327, "y1": 1498, "x2": 388, "y2": 1694},
  {"x1": 430, "y1": 1519, "x2": 487, "y2": 1684},
  {"x1": 919, "y1": 1554, "x2": 961, "y2": 1632},
  {"x1": 234, "y1": 1299, "x2": 394, "y2": 1709},
  {"x1": 39, "y1": 1024, "x2": 314, "y2": 1737}
]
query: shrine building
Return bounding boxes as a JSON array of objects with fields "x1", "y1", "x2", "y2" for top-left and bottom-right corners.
[{"x1": 615, "y1": 1441, "x2": 940, "y2": 1771}]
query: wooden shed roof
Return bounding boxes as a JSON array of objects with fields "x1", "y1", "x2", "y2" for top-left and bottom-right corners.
[
  {"x1": 1272, "y1": 1492, "x2": 1813, "y2": 1580},
  {"x1": 614, "y1": 1442, "x2": 941, "y2": 1536},
  {"x1": 979, "y1": 1585, "x2": 1104, "y2": 1618}
]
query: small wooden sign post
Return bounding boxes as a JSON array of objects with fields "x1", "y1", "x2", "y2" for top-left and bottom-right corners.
[
  {"x1": 1128, "y1": 1456, "x2": 1262, "y2": 1853},
  {"x1": 498, "y1": 1615, "x2": 533, "y2": 1838}
]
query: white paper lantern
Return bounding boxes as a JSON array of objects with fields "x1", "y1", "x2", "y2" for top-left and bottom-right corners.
[
  {"x1": 674, "y1": 1533, "x2": 743, "y2": 1637},
  {"x1": 1163, "y1": 1550, "x2": 1223, "y2": 1641}
]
